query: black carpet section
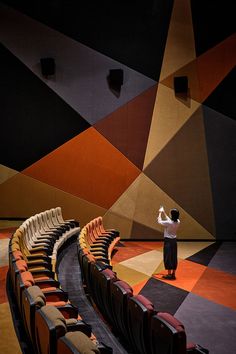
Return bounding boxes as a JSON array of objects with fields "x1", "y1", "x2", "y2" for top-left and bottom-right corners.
[
  {"x1": 140, "y1": 277, "x2": 189, "y2": 315},
  {"x1": 1, "y1": 0, "x2": 174, "y2": 81},
  {"x1": 0, "y1": 43, "x2": 90, "y2": 171},
  {"x1": 187, "y1": 241, "x2": 222, "y2": 266},
  {"x1": 57, "y1": 241, "x2": 131, "y2": 354}
]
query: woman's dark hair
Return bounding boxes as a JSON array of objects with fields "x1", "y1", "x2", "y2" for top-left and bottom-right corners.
[{"x1": 170, "y1": 208, "x2": 179, "y2": 222}]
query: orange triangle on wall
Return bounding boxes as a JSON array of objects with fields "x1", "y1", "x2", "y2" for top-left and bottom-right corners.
[{"x1": 23, "y1": 127, "x2": 141, "y2": 209}]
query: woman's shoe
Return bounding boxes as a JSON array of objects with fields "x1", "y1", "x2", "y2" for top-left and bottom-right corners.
[{"x1": 162, "y1": 274, "x2": 172, "y2": 280}]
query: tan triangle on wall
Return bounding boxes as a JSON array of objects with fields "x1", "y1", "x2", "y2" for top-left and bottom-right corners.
[
  {"x1": 144, "y1": 107, "x2": 215, "y2": 235},
  {"x1": 0, "y1": 164, "x2": 18, "y2": 185},
  {"x1": 133, "y1": 173, "x2": 214, "y2": 239},
  {"x1": 160, "y1": 0, "x2": 196, "y2": 81},
  {"x1": 102, "y1": 211, "x2": 133, "y2": 239},
  {"x1": 0, "y1": 173, "x2": 106, "y2": 227},
  {"x1": 106, "y1": 174, "x2": 142, "y2": 222},
  {"x1": 107, "y1": 173, "x2": 214, "y2": 239},
  {"x1": 144, "y1": 84, "x2": 200, "y2": 169}
]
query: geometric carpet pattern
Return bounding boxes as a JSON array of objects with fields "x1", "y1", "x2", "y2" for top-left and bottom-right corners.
[
  {"x1": 112, "y1": 241, "x2": 236, "y2": 354},
  {"x1": 0, "y1": 1, "x2": 236, "y2": 239}
]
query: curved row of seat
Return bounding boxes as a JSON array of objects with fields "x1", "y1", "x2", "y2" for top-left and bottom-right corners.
[
  {"x1": 8, "y1": 208, "x2": 112, "y2": 354},
  {"x1": 78, "y1": 222, "x2": 209, "y2": 354},
  {"x1": 78, "y1": 216, "x2": 120, "y2": 267}
]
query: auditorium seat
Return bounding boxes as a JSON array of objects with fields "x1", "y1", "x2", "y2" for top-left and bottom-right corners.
[
  {"x1": 34, "y1": 305, "x2": 96, "y2": 354},
  {"x1": 90, "y1": 266, "x2": 119, "y2": 324},
  {"x1": 21, "y1": 285, "x2": 76, "y2": 346},
  {"x1": 55, "y1": 207, "x2": 79, "y2": 228},
  {"x1": 57, "y1": 331, "x2": 100, "y2": 354},
  {"x1": 127, "y1": 294, "x2": 156, "y2": 354},
  {"x1": 110, "y1": 280, "x2": 133, "y2": 339},
  {"x1": 81, "y1": 253, "x2": 96, "y2": 294},
  {"x1": 97, "y1": 216, "x2": 119, "y2": 237},
  {"x1": 11, "y1": 259, "x2": 54, "y2": 297},
  {"x1": 16, "y1": 272, "x2": 68, "y2": 313},
  {"x1": 150, "y1": 312, "x2": 209, "y2": 354}
]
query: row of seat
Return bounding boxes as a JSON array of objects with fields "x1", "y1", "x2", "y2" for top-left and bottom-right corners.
[
  {"x1": 78, "y1": 223, "x2": 209, "y2": 354},
  {"x1": 8, "y1": 208, "x2": 111, "y2": 354},
  {"x1": 78, "y1": 216, "x2": 120, "y2": 267}
]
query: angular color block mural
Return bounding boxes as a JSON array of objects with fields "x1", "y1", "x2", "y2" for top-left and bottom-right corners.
[{"x1": 0, "y1": 1, "x2": 235, "y2": 239}]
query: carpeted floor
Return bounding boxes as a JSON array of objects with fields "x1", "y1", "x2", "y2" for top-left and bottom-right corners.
[
  {"x1": 0, "y1": 225, "x2": 22, "y2": 354},
  {"x1": 1, "y1": 229, "x2": 236, "y2": 354},
  {"x1": 111, "y1": 241, "x2": 236, "y2": 354}
]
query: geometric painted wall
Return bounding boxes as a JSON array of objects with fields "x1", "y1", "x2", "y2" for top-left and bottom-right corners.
[{"x1": 0, "y1": 1, "x2": 235, "y2": 239}]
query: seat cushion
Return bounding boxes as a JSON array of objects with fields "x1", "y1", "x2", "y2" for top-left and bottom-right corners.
[
  {"x1": 40, "y1": 305, "x2": 67, "y2": 329},
  {"x1": 63, "y1": 332, "x2": 100, "y2": 353}
]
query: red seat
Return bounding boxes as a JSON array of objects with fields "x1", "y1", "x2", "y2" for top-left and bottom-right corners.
[
  {"x1": 150, "y1": 312, "x2": 209, "y2": 354},
  {"x1": 127, "y1": 294, "x2": 156, "y2": 354},
  {"x1": 110, "y1": 280, "x2": 133, "y2": 341}
]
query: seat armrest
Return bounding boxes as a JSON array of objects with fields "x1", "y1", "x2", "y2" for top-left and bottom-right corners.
[
  {"x1": 30, "y1": 269, "x2": 54, "y2": 279},
  {"x1": 44, "y1": 289, "x2": 68, "y2": 302},
  {"x1": 67, "y1": 320, "x2": 92, "y2": 337},
  {"x1": 30, "y1": 247, "x2": 52, "y2": 254},
  {"x1": 95, "y1": 257, "x2": 110, "y2": 264},
  {"x1": 34, "y1": 279, "x2": 60, "y2": 288},
  {"x1": 187, "y1": 344, "x2": 209, "y2": 354},
  {"x1": 27, "y1": 261, "x2": 52, "y2": 270},
  {"x1": 57, "y1": 304, "x2": 79, "y2": 319},
  {"x1": 27, "y1": 254, "x2": 51, "y2": 262}
]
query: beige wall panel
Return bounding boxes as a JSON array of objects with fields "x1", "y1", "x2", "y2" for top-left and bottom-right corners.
[
  {"x1": 160, "y1": 0, "x2": 196, "y2": 81},
  {"x1": 0, "y1": 164, "x2": 18, "y2": 185},
  {"x1": 0, "y1": 221, "x2": 22, "y2": 229},
  {"x1": 144, "y1": 84, "x2": 200, "y2": 169},
  {"x1": 103, "y1": 211, "x2": 133, "y2": 239},
  {"x1": 0, "y1": 173, "x2": 106, "y2": 227},
  {"x1": 106, "y1": 175, "x2": 141, "y2": 221},
  {"x1": 144, "y1": 107, "x2": 215, "y2": 235},
  {"x1": 131, "y1": 221, "x2": 163, "y2": 239},
  {"x1": 132, "y1": 174, "x2": 214, "y2": 239},
  {"x1": 161, "y1": 60, "x2": 202, "y2": 103}
]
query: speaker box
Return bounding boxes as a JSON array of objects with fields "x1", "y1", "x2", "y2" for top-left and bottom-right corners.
[
  {"x1": 108, "y1": 69, "x2": 124, "y2": 88},
  {"x1": 174, "y1": 76, "x2": 188, "y2": 94},
  {"x1": 40, "y1": 57, "x2": 55, "y2": 76}
]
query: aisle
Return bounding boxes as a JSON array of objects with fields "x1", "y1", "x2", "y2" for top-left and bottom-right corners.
[{"x1": 57, "y1": 241, "x2": 130, "y2": 354}]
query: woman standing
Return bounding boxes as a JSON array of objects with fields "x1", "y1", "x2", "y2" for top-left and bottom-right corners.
[{"x1": 157, "y1": 206, "x2": 180, "y2": 280}]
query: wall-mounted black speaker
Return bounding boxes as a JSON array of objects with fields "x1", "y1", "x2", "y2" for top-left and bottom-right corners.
[
  {"x1": 40, "y1": 57, "x2": 55, "y2": 76},
  {"x1": 108, "y1": 69, "x2": 124, "y2": 88},
  {"x1": 174, "y1": 76, "x2": 188, "y2": 94}
]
